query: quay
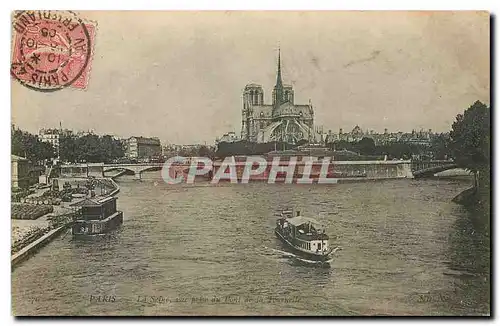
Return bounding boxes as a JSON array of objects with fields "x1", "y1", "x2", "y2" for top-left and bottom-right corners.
[
  {"x1": 11, "y1": 225, "x2": 68, "y2": 269},
  {"x1": 204, "y1": 159, "x2": 414, "y2": 183},
  {"x1": 11, "y1": 176, "x2": 120, "y2": 268},
  {"x1": 52, "y1": 177, "x2": 121, "y2": 197}
]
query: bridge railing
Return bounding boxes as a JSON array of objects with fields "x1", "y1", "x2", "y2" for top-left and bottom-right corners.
[
  {"x1": 410, "y1": 160, "x2": 455, "y2": 171},
  {"x1": 103, "y1": 162, "x2": 166, "y2": 167}
]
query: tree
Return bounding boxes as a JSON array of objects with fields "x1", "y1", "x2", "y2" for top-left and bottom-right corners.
[
  {"x1": 60, "y1": 134, "x2": 125, "y2": 163},
  {"x1": 449, "y1": 99, "x2": 490, "y2": 212},
  {"x1": 36, "y1": 141, "x2": 55, "y2": 162},
  {"x1": 449, "y1": 100, "x2": 490, "y2": 226},
  {"x1": 430, "y1": 133, "x2": 451, "y2": 160},
  {"x1": 354, "y1": 137, "x2": 376, "y2": 155},
  {"x1": 215, "y1": 140, "x2": 296, "y2": 157},
  {"x1": 178, "y1": 147, "x2": 198, "y2": 157},
  {"x1": 100, "y1": 135, "x2": 125, "y2": 163},
  {"x1": 198, "y1": 145, "x2": 214, "y2": 158},
  {"x1": 59, "y1": 135, "x2": 77, "y2": 162},
  {"x1": 11, "y1": 128, "x2": 55, "y2": 163},
  {"x1": 327, "y1": 140, "x2": 354, "y2": 152},
  {"x1": 75, "y1": 134, "x2": 99, "y2": 162},
  {"x1": 450, "y1": 101, "x2": 490, "y2": 176}
]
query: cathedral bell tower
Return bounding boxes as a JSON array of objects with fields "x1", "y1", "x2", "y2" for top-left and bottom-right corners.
[{"x1": 241, "y1": 84, "x2": 264, "y2": 141}]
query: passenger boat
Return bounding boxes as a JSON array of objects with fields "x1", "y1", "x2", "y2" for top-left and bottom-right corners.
[
  {"x1": 274, "y1": 209, "x2": 334, "y2": 263},
  {"x1": 70, "y1": 196, "x2": 123, "y2": 236}
]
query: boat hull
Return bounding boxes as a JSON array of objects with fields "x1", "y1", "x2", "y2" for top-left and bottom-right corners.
[
  {"x1": 72, "y1": 211, "x2": 123, "y2": 236},
  {"x1": 274, "y1": 228, "x2": 332, "y2": 262}
]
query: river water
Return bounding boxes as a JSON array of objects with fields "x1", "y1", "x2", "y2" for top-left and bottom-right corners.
[{"x1": 11, "y1": 173, "x2": 490, "y2": 316}]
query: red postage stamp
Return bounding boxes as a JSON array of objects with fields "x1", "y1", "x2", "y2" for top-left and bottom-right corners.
[{"x1": 11, "y1": 10, "x2": 96, "y2": 91}]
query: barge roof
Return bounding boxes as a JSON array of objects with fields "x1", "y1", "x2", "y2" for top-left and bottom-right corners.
[
  {"x1": 70, "y1": 196, "x2": 116, "y2": 207},
  {"x1": 70, "y1": 198, "x2": 101, "y2": 207}
]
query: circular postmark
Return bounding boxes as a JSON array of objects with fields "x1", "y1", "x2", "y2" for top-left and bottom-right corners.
[{"x1": 11, "y1": 10, "x2": 93, "y2": 92}]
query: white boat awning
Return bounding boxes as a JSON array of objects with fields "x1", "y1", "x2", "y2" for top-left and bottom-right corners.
[{"x1": 287, "y1": 216, "x2": 321, "y2": 227}]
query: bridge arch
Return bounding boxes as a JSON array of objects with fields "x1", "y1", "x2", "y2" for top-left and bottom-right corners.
[
  {"x1": 412, "y1": 163, "x2": 459, "y2": 178},
  {"x1": 103, "y1": 163, "x2": 165, "y2": 180},
  {"x1": 138, "y1": 166, "x2": 163, "y2": 174},
  {"x1": 103, "y1": 167, "x2": 136, "y2": 179}
]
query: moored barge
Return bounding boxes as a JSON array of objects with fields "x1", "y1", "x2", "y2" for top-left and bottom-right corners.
[{"x1": 70, "y1": 196, "x2": 123, "y2": 236}]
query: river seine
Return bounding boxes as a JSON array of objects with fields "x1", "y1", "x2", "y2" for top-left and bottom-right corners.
[{"x1": 11, "y1": 173, "x2": 490, "y2": 316}]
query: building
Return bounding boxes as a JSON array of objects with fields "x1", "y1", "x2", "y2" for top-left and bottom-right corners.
[
  {"x1": 38, "y1": 127, "x2": 73, "y2": 157},
  {"x1": 11, "y1": 155, "x2": 34, "y2": 189},
  {"x1": 241, "y1": 50, "x2": 321, "y2": 144},
  {"x1": 125, "y1": 136, "x2": 162, "y2": 159},
  {"x1": 337, "y1": 125, "x2": 366, "y2": 142},
  {"x1": 216, "y1": 131, "x2": 240, "y2": 144},
  {"x1": 75, "y1": 130, "x2": 96, "y2": 137},
  {"x1": 323, "y1": 126, "x2": 439, "y2": 147}
]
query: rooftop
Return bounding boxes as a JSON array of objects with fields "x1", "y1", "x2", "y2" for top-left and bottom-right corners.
[
  {"x1": 70, "y1": 196, "x2": 116, "y2": 207},
  {"x1": 245, "y1": 83, "x2": 263, "y2": 89},
  {"x1": 286, "y1": 216, "x2": 322, "y2": 227}
]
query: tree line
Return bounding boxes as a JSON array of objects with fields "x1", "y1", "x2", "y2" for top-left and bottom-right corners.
[
  {"x1": 11, "y1": 129, "x2": 125, "y2": 164},
  {"x1": 326, "y1": 135, "x2": 451, "y2": 160},
  {"x1": 214, "y1": 135, "x2": 450, "y2": 160},
  {"x1": 449, "y1": 100, "x2": 490, "y2": 180},
  {"x1": 11, "y1": 128, "x2": 55, "y2": 164},
  {"x1": 448, "y1": 100, "x2": 490, "y2": 222},
  {"x1": 59, "y1": 134, "x2": 124, "y2": 163},
  {"x1": 215, "y1": 141, "x2": 295, "y2": 158}
]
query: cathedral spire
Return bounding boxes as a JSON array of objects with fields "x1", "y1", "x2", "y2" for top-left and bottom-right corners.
[
  {"x1": 276, "y1": 48, "x2": 283, "y2": 89},
  {"x1": 273, "y1": 48, "x2": 284, "y2": 107}
]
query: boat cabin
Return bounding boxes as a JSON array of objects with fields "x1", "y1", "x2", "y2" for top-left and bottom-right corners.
[
  {"x1": 287, "y1": 216, "x2": 329, "y2": 251},
  {"x1": 70, "y1": 196, "x2": 118, "y2": 221},
  {"x1": 276, "y1": 210, "x2": 329, "y2": 253}
]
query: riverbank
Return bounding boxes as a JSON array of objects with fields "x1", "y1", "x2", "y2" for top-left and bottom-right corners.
[
  {"x1": 453, "y1": 185, "x2": 490, "y2": 230},
  {"x1": 11, "y1": 204, "x2": 73, "y2": 252},
  {"x1": 11, "y1": 225, "x2": 69, "y2": 269},
  {"x1": 451, "y1": 167, "x2": 490, "y2": 237},
  {"x1": 11, "y1": 177, "x2": 120, "y2": 267}
]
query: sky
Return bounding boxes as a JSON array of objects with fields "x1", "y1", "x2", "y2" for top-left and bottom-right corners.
[{"x1": 11, "y1": 11, "x2": 490, "y2": 144}]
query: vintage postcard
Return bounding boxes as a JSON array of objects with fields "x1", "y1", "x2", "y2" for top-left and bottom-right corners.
[{"x1": 10, "y1": 11, "x2": 490, "y2": 316}]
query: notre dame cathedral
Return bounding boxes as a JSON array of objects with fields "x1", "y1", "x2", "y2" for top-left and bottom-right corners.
[{"x1": 240, "y1": 50, "x2": 321, "y2": 144}]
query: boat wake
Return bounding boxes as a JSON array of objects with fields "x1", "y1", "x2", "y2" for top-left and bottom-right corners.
[{"x1": 263, "y1": 246, "x2": 342, "y2": 265}]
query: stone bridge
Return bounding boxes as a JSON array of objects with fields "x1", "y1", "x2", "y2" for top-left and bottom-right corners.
[
  {"x1": 59, "y1": 163, "x2": 165, "y2": 180},
  {"x1": 411, "y1": 160, "x2": 458, "y2": 178},
  {"x1": 60, "y1": 160, "x2": 459, "y2": 181},
  {"x1": 103, "y1": 163, "x2": 165, "y2": 180},
  {"x1": 59, "y1": 162, "x2": 194, "y2": 180}
]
